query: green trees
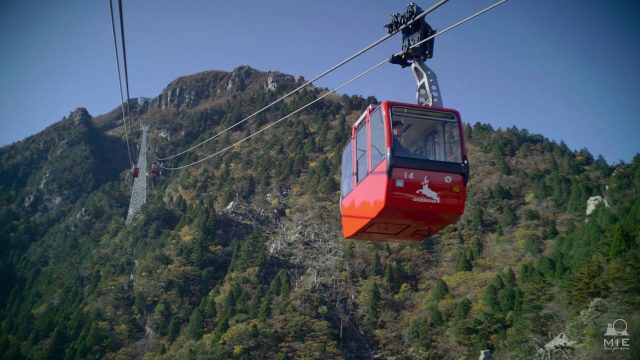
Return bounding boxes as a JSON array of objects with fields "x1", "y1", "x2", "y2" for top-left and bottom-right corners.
[
  {"x1": 1, "y1": 66, "x2": 638, "y2": 359},
  {"x1": 368, "y1": 282, "x2": 381, "y2": 329},
  {"x1": 187, "y1": 308, "x2": 204, "y2": 340}
]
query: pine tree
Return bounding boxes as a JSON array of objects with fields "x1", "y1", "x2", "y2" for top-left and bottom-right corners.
[
  {"x1": 429, "y1": 306, "x2": 444, "y2": 327},
  {"x1": 455, "y1": 250, "x2": 473, "y2": 272},
  {"x1": 368, "y1": 282, "x2": 381, "y2": 328},
  {"x1": 257, "y1": 294, "x2": 272, "y2": 322},
  {"x1": 383, "y1": 263, "x2": 395, "y2": 291},
  {"x1": 203, "y1": 293, "x2": 217, "y2": 320},
  {"x1": 431, "y1": 279, "x2": 448, "y2": 302},
  {"x1": 249, "y1": 287, "x2": 265, "y2": 318},
  {"x1": 483, "y1": 284, "x2": 499, "y2": 313},
  {"x1": 269, "y1": 274, "x2": 282, "y2": 295},
  {"x1": 187, "y1": 308, "x2": 204, "y2": 340},
  {"x1": 279, "y1": 270, "x2": 291, "y2": 299},
  {"x1": 471, "y1": 207, "x2": 484, "y2": 232},
  {"x1": 610, "y1": 223, "x2": 632, "y2": 257},
  {"x1": 371, "y1": 252, "x2": 382, "y2": 277},
  {"x1": 167, "y1": 317, "x2": 180, "y2": 343}
]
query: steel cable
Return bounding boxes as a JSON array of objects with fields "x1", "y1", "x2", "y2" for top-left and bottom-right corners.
[
  {"x1": 159, "y1": 0, "x2": 510, "y2": 170},
  {"x1": 109, "y1": 0, "x2": 134, "y2": 166},
  {"x1": 153, "y1": 0, "x2": 451, "y2": 161}
]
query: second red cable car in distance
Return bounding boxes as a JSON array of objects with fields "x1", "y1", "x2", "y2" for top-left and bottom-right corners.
[{"x1": 340, "y1": 101, "x2": 469, "y2": 242}]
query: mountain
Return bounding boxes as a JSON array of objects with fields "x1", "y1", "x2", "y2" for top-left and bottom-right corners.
[{"x1": 1, "y1": 66, "x2": 638, "y2": 359}]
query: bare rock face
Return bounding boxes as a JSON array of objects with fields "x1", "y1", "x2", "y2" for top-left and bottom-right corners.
[
  {"x1": 586, "y1": 195, "x2": 609, "y2": 215},
  {"x1": 159, "y1": 86, "x2": 199, "y2": 111},
  {"x1": 226, "y1": 65, "x2": 255, "y2": 92},
  {"x1": 69, "y1": 107, "x2": 91, "y2": 126},
  {"x1": 264, "y1": 71, "x2": 301, "y2": 92},
  {"x1": 150, "y1": 66, "x2": 306, "y2": 112}
]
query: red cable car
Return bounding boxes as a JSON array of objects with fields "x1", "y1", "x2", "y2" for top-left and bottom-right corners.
[
  {"x1": 131, "y1": 167, "x2": 139, "y2": 178},
  {"x1": 340, "y1": 101, "x2": 469, "y2": 242},
  {"x1": 150, "y1": 163, "x2": 159, "y2": 176}
]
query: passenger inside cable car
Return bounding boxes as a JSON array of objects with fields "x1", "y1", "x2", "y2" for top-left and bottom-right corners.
[{"x1": 392, "y1": 120, "x2": 410, "y2": 157}]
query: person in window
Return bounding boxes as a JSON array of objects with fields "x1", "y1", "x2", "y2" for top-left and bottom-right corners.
[{"x1": 392, "y1": 120, "x2": 410, "y2": 156}]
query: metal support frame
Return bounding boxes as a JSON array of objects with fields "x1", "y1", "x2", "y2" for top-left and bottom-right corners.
[
  {"x1": 411, "y1": 61, "x2": 442, "y2": 107},
  {"x1": 386, "y1": 3, "x2": 442, "y2": 107},
  {"x1": 126, "y1": 124, "x2": 149, "y2": 224}
]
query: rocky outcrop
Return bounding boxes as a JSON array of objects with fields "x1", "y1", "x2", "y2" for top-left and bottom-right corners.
[
  {"x1": 153, "y1": 66, "x2": 304, "y2": 111},
  {"x1": 264, "y1": 71, "x2": 302, "y2": 92},
  {"x1": 586, "y1": 195, "x2": 608, "y2": 215}
]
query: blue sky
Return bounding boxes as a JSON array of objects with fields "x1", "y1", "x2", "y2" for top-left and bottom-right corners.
[{"x1": 1, "y1": 0, "x2": 638, "y2": 163}]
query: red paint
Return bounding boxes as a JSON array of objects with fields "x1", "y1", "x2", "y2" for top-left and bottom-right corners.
[{"x1": 340, "y1": 101, "x2": 468, "y2": 242}]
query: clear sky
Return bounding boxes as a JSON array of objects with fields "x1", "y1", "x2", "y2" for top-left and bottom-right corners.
[{"x1": 1, "y1": 0, "x2": 639, "y2": 164}]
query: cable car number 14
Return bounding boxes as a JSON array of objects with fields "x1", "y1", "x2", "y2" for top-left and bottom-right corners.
[{"x1": 404, "y1": 171, "x2": 415, "y2": 179}]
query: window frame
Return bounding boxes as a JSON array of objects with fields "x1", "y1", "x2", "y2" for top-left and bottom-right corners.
[
  {"x1": 355, "y1": 121, "x2": 368, "y2": 184},
  {"x1": 340, "y1": 139, "x2": 354, "y2": 198},
  {"x1": 369, "y1": 108, "x2": 386, "y2": 170}
]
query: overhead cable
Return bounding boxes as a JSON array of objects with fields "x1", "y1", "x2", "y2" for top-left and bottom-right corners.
[
  {"x1": 153, "y1": 0, "x2": 451, "y2": 161},
  {"x1": 117, "y1": 0, "x2": 141, "y2": 143},
  {"x1": 108, "y1": 0, "x2": 133, "y2": 166},
  {"x1": 160, "y1": 0, "x2": 509, "y2": 170},
  {"x1": 159, "y1": 60, "x2": 388, "y2": 170}
]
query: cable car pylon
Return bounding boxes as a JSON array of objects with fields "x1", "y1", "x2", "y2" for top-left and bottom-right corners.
[{"x1": 126, "y1": 124, "x2": 149, "y2": 224}]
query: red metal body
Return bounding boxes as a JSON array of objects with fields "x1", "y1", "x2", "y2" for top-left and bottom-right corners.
[
  {"x1": 340, "y1": 101, "x2": 468, "y2": 242},
  {"x1": 151, "y1": 164, "x2": 159, "y2": 176},
  {"x1": 131, "y1": 167, "x2": 139, "y2": 178}
]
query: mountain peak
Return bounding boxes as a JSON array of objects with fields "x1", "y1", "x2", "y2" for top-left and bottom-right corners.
[
  {"x1": 155, "y1": 65, "x2": 304, "y2": 111},
  {"x1": 69, "y1": 107, "x2": 91, "y2": 126}
]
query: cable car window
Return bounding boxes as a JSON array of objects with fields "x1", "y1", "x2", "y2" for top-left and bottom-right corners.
[
  {"x1": 391, "y1": 106, "x2": 462, "y2": 163},
  {"x1": 356, "y1": 123, "x2": 368, "y2": 183},
  {"x1": 341, "y1": 140, "x2": 354, "y2": 197},
  {"x1": 369, "y1": 108, "x2": 385, "y2": 169}
]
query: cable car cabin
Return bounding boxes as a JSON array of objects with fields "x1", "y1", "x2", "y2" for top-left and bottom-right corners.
[
  {"x1": 340, "y1": 101, "x2": 469, "y2": 242},
  {"x1": 131, "y1": 167, "x2": 139, "y2": 178},
  {"x1": 150, "y1": 163, "x2": 159, "y2": 176}
]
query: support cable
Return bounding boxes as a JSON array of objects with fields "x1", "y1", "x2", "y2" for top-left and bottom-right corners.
[
  {"x1": 109, "y1": 0, "x2": 133, "y2": 166},
  {"x1": 153, "y1": 0, "x2": 450, "y2": 162},
  {"x1": 117, "y1": 0, "x2": 141, "y2": 152},
  {"x1": 159, "y1": 60, "x2": 388, "y2": 170},
  {"x1": 159, "y1": 0, "x2": 509, "y2": 170},
  {"x1": 409, "y1": 0, "x2": 509, "y2": 51}
]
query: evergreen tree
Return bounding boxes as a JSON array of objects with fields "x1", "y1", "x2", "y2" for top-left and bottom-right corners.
[
  {"x1": 471, "y1": 237, "x2": 483, "y2": 258},
  {"x1": 483, "y1": 284, "x2": 499, "y2": 312},
  {"x1": 610, "y1": 223, "x2": 632, "y2": 257},
  {"x1": 368, "y1": 282, "x2": 381, "y2": 328},
  {"x1": 501, "y1": 207, "x2": 516, "y2": 228},
  {"x1": 269, "y1": 274, "x2": 282, "y2": 295},
  {"x1": 431, "y1": 279, "x2": 448, "y2": 302},
  {"x1": 429, "y1": 306, "x2": 444, "y2": 327},
  {"x1": 456, "y1": 250, "x2": 473, "y2": 272},
  {"x1": 383, "y1": 263, "x2": 395, "y2": 291},
  {"x1": 257, "y1": 294, "x2": 273, "y2": 322},
  {"x1": 371, "y1": 252, "x2": 382, "y2": 277},
  {"x1": 203, "y1": 293, "x2": 217, "y2": 320},
  {"x1": 471, "y1": 207, "x2": 484, "y2": 232},
  {"x1": 187, "y1": 308, "x2": 204, "y2": 340},
  {"x1": 279, "y1": 270, "x2": 291, "y2": 299},
  {"x1": 167, "y1": 317, "x2": 180, "y2": 343},
  {"x1": 249, "y1": 286, "x2": 265, "y2": 318},
  {"x1": 453, "y1": 298, "x2": 472, "y2": 321}
]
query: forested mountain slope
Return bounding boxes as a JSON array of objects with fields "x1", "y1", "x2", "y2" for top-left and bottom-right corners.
[{"x1": 1, "y1": 66, "x2": 638, "y2": 359}]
